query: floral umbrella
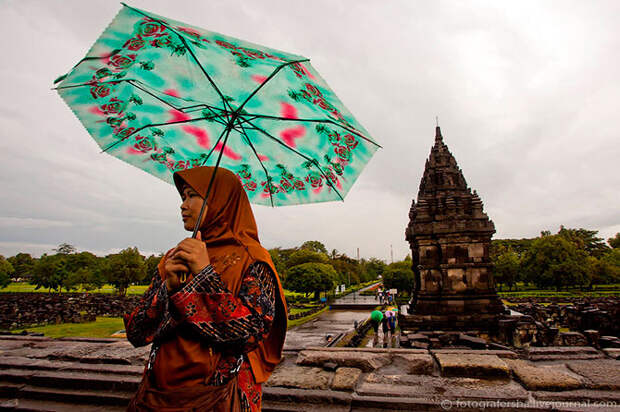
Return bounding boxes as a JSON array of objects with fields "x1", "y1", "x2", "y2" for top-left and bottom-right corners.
[{"x1": 54, "y1": 3, "x2": 380, "y2": 211}]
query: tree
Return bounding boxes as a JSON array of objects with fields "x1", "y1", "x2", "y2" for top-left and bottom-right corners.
[
  {"x1": 62, "y1": 267, "x2": 89, "y2": 292},
  {"x1": 558, "y1": 226, "x2": 609, "y2": 258},
  {"x1": 0, "y1": 256, "x2": 14, "y2": 289},
  {"x1": 494, "y1": 249, "x2": 521, "y2": 291},
  {"x1": 522, "y1": 234, "x2": 589, "y2": 290},
  {"x1": 588, "y1": 249, "x2": 620, "y2": 286},
  {"x1": 382, "y1": 261, "x2": 415, "y2": 296},
  {"x1": 32, "y1": 254, "x2": 68, "y2": 292},
  {"x1": 286, "y1": 262, "x2": 337, "y2": 300},
  {"x1": 7, "y1": 253, "x2": 35, "y2": 280},
  {"x1": 330, "y1": 253, "x2": 360, "y2": 286},
  {"x1": 268, "y1": 249, "x2": 287, "y2": 282},
  {"x1": 287, "y1": 249, "x2": 329, "y2": 268},
  {"x1": 608, "y1": 233, "x2": 620, "y2": 249},
  {"x1": 142, "y1": 254, "x2": 163, "y2": 284},
  {"x1": 54, "y1": 243, "x2": 77, "y2": 255},
  {"x1": 491, "y1": 238, "x2": 533, "y2": 260},
  {"x1": 299, "y1": 241, "x2": 328, "y2": 255},
  {"x1": 65, "y1": 251, "x2": 98, "y2": 273},
  {"x1": 102, "y1": 247, "x2": 146, "y2": 296},
  {"x1": 364, "y1": 258, "x2": 387, "y2": 281}
]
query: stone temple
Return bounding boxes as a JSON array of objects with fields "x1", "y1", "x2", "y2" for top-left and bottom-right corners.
[{"x1": 402, "y1": 126, "x2": 505, "y2": 331}]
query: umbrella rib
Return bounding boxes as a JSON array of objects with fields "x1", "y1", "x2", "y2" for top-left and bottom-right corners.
[
  {"x1": 54, "y1": 49, "x2": 123, "y2": 85},
  {"x1": 120, "y1": 3, "x2": 234, "y2": 113},
  {"x1": 100, "y1": 117, "x2": 226, "y2": 153},
  {"x1": 55, "y1": 79, "x2": 230, "y2": 119},
  {"x1": 236, "y1": 59, "x2": 309, "y2": 114},
  {"x1": 127, "y1": 80, "x2": 229, "y2": 115},
  {"x1": 242, "y1": 119, "x2": 344, "y2": 201},
  {"x1": 239, "y1": 114, "x2": 382, "y2": 148},
  {"x1": 236, "y1": 122, "x2": 275, "y2": 207}
]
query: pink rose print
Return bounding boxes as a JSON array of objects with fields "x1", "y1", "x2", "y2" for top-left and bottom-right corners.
[
  {"x1": 90, "y1": 84, "x2": 111, "y2": 99},
  {"x1": 123, "y1": 38, "x2": 145, "y2": 51},
  {"x1": 109, "y1": 54, "x2": 136, "y2": 70}
]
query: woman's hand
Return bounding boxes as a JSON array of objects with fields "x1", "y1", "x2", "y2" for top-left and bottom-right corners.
[
  {"x1": 171, "y1": 231, "x2": 210, "y2": 275},
  {"x1": 164, "y1": 255, "x2": 189, "y2": 293}
]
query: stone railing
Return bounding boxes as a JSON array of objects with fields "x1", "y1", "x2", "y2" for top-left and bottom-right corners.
[{"x1": 0, "y1": 293, "x2": 141, "y2": 330}]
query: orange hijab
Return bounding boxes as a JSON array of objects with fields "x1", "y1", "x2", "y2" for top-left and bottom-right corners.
[{"x1": 157, "y1": 166, "x2": 287, "y2": 387}]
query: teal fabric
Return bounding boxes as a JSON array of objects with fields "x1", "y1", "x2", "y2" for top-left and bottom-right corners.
[{"x1": 56, "y1": 3, "x2": 380, "y2": 206}]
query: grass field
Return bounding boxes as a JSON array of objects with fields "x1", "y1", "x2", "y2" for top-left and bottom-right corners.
[
  {"x1": 15, "y1": 317, "x2": 125, "y2": 338},
  {"x1": 1, "y1": 282, "x2": 149, "y2": 295},
  {"x1": 12, "y1": 304, "x2": 327, "y2": 338},
  {"x1": 2, "y1": 282, "x2": 314, "y2": 298}
]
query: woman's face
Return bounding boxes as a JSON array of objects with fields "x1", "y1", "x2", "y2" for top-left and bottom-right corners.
[{"x1": 180, "y1": 185, "x2": 207, "y2": 231}]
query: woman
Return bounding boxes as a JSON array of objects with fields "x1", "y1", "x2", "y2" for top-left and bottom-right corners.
[{"x1": 124, "y1": 166, "x2": 287, "y2": 411}]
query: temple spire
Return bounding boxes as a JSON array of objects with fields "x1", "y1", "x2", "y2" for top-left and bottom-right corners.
[{"x1": 435, "y1": 125, "x2": 443, "y2": 144}]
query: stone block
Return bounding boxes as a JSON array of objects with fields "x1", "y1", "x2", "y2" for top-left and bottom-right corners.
[
  {"x1": 560, "y1": 331, "x2": 587, "y2": 346},
  {"x1": 582, "y1": 329, "x2": 600, "y2": 347},
  {"x1": 359, "y1": 373, "x2": 528, "y2": 401},
  {"x1": 331, "y1": 367, "x2": 362, "y2": 391},
  {"x1": 265, "y1": 366, "x2": 333, "y2": 390},
  {"x1": 434, "y1": 353, "x2": 509, "y2": 378},
  {"x1": 432, "y1": 349, "x2": 517, "y2": 359},
  {"x1": 323, "y1": 362, "x2": 338, "y2": 371},
  {"x1": 603, "y1": 348, "x2": 620, "y2": 359},
  {"x1": 296, "y1": 350, "x2": 391, "y2": 372},
  {"x1": 458, "y1": 334, "x2": 487, "y2": 349},
  {"x1": 392, "y1": 353, "x2": 434, "y2": 375},
  {"x1": 600, "y1": 336, "x2": 620, "y2": 348},
  {"x1": 526, "y1": 346, "x2": 603, "y2": 361},
  {"x1": 406, "y1": 333, "x2": 428, "y2": 342},
  {"x1": 566, "y1": 360, "x2": 620, "y2": 390},
  {"x1": 505, "y1": 359, "x2": 582, "y2": 391}
]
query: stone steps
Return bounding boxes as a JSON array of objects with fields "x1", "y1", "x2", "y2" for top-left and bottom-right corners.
[
  {"x1": 0, "y1": 356, "x2": 137, "y2": 410},
  {"x1": 526, "y1": 346, "x2": 603, "y2": 361},
  {"x1": 0, "y1": 397, "x2": 125, "y2": 411}
]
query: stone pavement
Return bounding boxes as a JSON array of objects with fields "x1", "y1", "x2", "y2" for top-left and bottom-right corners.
[
  {"x1": 1, "y1": 335, "x2": 619, "y2": 411},
  {"x1": 330, "y1": 283, "x2": 382, "y2": 310},
  {"x1": 284, "y1": 310, "x2": 369, "y2": 350}
]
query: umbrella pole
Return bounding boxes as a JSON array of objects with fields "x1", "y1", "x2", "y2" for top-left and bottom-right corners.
[
  {"x1": 190, "y1": 126, "x2": 234, "y2": 239},
  {"x1": 179, "y1": 128, "x2": 232, "y2": 284}
]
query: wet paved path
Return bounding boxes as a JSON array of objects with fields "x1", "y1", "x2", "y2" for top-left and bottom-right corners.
[
  {"x1": 284, "y1": 283, "x2": 381, "y2": 350},
  {"x1": 284, "y1": 309, "x2": 369, "y2": 350}
]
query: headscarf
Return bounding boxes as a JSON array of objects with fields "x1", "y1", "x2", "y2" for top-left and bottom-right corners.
[{"x1": 154, "y1": 166, "x2": 287, "y2": 388}]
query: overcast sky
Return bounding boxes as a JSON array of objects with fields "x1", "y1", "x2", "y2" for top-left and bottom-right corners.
[{"x1": 1, "y1": 0, "x2": 618, "y2": 261}]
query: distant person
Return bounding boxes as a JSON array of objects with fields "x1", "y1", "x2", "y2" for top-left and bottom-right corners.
[
  {"x1": 381, "y1": 311, "x2": 390, "y2": 347},
  {"x1": 124, "y1": 167, "x2": 287, "y2": 411},
  {"x1": 370, "y1": 309, "x2": 383, "y2": 347},
  {"x1": 387, "y1": 311, "x2": 397, "y2": 347}
]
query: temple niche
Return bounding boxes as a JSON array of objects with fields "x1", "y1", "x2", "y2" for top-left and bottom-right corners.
[{"x1": 403, "y1": 126, "x2": 505, "y2": 331}]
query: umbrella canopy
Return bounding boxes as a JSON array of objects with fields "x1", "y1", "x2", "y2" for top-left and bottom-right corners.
[
  {"x1": 370, "y1": 310, "x2": 383, "y2": 322},
  {"x1": 55, "y1": 3, "x2": 380, "y2": 207}
]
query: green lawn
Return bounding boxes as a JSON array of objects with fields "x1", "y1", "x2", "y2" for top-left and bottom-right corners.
[
  {"x1": 12, "y1": 306, "x2": 328, "y2": 338},
  {"x1": 15, "y1": 316, "x2": 125, "y2": 338},
  {"x1": 1, "y1": 282, "x2": 148, "y2": 295}
]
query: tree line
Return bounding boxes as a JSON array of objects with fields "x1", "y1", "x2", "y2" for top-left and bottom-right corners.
[
  {"x1": 269, "y1": 240, "x2": 385, "y2": 299},
  {"x1": 0, "y1": 243, "x2": 159, "y2": 296},
  {"x1": 1, "y1": 228, "x2": 618, "y2": 296},
  {"x1": 0, "y1": 240, "x2": 387, "y2": 298},
  {"x1": 492, "y1": 227, "x2": 619, "y2": 290}
]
